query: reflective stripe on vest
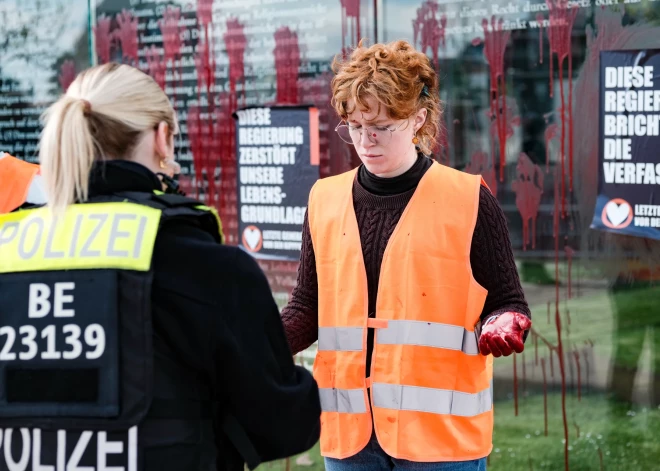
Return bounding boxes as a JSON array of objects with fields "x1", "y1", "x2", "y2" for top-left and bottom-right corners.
[
  {"x1": 0, "y1": 203, "x2": 161, "y2": 273},
  {"x1": 318, "y1": 321, "x2": 479, "y2": 355},
  {"x1": 319, "y1": 382, "x2": 491, "y2": 418},
  {"x1": 318, "y1": 388, "x2": 366, "y2": 414},
  {"x1": 308, "y1": 162, "x2": 493, "y2": 461}
]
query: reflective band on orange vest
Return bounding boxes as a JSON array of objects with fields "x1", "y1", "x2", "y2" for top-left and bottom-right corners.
[
  {"x1": 372, "y1": 383, "x2": 492, "y2": 417},
  {"x1": 318, "y1": 327, "x2": 363, "y2": 351},
  {"x1": 318, "y1": 388, "x2": 367, "y2": 413},
  {"x1": 318, "y1": 320, "x2": 478, "y2": 355},
  {"x1": 377, "y1": 320, "x2": 479, "y2": 355}
]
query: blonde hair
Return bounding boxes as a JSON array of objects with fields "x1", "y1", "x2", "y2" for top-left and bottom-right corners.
[
  {"x1": 39, "y1": 63, "x2": 176, "y2": 215},
  {"x1": 331, "y1": 40, "x2": 442, "y2": 155}
]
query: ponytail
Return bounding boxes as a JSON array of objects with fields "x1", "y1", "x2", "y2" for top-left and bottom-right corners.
[
  {"x1": 38, "y1": 63, "x2": 176, "y2": 216},
  {"x1": 40, "y1": 97, "x2": 96, "y2": 216}
]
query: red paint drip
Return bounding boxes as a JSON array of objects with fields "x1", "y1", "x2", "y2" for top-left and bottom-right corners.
[
  {"x1": 544, "y1": 123, "x2": 558, "y2": 173},
  {"x1": 465, "y1": 150, "x2": 497, "y2": 197},
  {"x1": 554, "y1": 167, "x2": 570, "y2": 471},
  {"x1": 187, "y1": 105, "x2": 203, "y2": 199},
  {"x1": 94, "y1": 14, "x2": 113, "y2": 64},
  {"x1": 145, "y1": 45, "x2": 167, "y2": 90},
  {"x1": 574, "y1": 350, "x2": 581, "y2": 401},
  {"x1": 564, "y1": 239, "x2": 574, "y2": 298},
  {"x1": 482, "y1": 17, "x2": 511, "y2": 182},
  {"x1": 114, "y1": 9, "x2": 139, "y2": 66},
  {"x1": 546, "y1": 0, "x2": 577, "y2": 217},
  {"x1": 584, "y1": 347, "x2": 590, "y2": 395},
  {"x1": 550, "y1": 348, "x2": 555, "y2": 377},
  {"x1": 197, "y1": 0, "x2": 213, "y2": 28},
  {"x1": 58, "y1": 60, "x2": 76, "y2": 93},
  {"x1": 537, "y1": 13, "x2": 544, "y2": 64},
  {"x1": 535, "y1": 333, "x2": 539, "y2": 366},
  {"x1": 541, "y1": 357, "x2": 548, "y2": 436},
  {"x1": 522, "y1": 349, "x2": 527, "y2": 395},
  {"x1": 512, "y1": 152, "x2": 544, "y2": 250},
  {"x1": 513, "y1": 353, "x2": 519, "y2": 416},
  {"x1": 274, "y1": 27, "x2": 301, "y2": 104},
  {"x1": 340, "y1": 0, "x2": 361, "y2": 56},
  {"x1": 413, "y1": 1, "x2": 446, "y2": 67},
  {"x1": 222, "y1": 17, "x2": 247, "y2": 244}
]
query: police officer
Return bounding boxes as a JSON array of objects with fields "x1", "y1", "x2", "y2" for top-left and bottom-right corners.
[{"x1": 0, "y1": 63, "x2": 321, "y2": 470}]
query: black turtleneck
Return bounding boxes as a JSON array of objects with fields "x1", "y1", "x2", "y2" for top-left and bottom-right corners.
[{"x1": 357, "y1": 154, "x2": 432, "y2": 196}]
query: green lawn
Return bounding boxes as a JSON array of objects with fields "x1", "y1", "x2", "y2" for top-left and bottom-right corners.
[{"x1": 255, "y1": 393, "x2": 660, "y2": 470}]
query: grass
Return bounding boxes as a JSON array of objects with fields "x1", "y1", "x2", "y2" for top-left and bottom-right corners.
[{"x1": 255, "y1": 394, "x2": 660, "y2": 470}]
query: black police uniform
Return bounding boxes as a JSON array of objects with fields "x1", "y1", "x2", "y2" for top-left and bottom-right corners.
[{"x1": 0, "y1": 160, "x2": 321, "y2": 471}]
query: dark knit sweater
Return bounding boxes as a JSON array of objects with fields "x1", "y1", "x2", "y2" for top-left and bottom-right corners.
[{"x1": 281, "y1": 155, "x2": 530, "y2": 364}]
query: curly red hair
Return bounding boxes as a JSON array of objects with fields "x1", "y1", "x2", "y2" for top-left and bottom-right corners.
[{"x1": 331, "y1": 39, "x2": 442, "y2": 155}]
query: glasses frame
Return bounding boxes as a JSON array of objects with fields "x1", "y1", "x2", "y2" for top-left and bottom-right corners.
[{"x1": 334, "y1": 119, "x2": 411, "y2": 147}]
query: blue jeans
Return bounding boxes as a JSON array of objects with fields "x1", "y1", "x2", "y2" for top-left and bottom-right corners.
[{"x1": 324, "y1": 433, "x2": 487, "y2": 470}]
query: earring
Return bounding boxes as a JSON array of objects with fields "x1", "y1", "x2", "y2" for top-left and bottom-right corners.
[
  {"x1": 159, "y1": 159, "x2": 167, "y2": 169},
  {"x1": 412, "y1": 132, "x2": 419, "y2": 145}
]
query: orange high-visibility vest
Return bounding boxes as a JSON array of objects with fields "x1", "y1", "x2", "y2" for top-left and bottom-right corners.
[
  {"x1": 308, "y1": 162, "x2": 493, "y2": 461},
  {"x1": 0, "y1": 154, "x2": 41, "y2": 213}
]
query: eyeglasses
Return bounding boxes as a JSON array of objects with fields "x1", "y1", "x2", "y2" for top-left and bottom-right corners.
[{"x1": 335, "y1": 120, "x2": 410, "y2": 147}]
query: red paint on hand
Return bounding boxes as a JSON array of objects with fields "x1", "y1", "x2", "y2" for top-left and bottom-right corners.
[{"x1": 478, "y1": 312, "x2": 531, "y2": 357}]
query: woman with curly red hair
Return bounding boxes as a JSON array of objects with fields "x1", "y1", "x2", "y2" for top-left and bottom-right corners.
[{"x1": 281, "y1": 40, "x2": 531, "y2": 470}]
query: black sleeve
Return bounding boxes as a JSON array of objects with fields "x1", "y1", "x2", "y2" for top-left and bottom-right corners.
[
  {"x1": 215, "y1": 248, "x2": 321, "y2": 462},
  {"x1": 152, "y1": 221, "x2": 320, "y2": 463},
  {"x1": 470, "y1": 186, "x2": 531, "y2": 323}
]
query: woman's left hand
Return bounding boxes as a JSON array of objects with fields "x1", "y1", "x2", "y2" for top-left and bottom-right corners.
[{"x1": 478, "y1": 312, "x2": 531, "y2": 357}]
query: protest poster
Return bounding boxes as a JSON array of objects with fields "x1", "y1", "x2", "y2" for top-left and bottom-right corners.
[
  {"x1": 235, "y1": 105, "x2": 320, "y2": 260},
  {"x1": 591, "y1": 50, "x2": 660, "y2": 240}
]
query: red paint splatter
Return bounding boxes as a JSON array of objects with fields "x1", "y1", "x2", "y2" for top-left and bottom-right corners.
[
  {"x1": 544, "y1": 123, "x2": 559, "y2": 172},
  {"x1": 465, "y1": 150, "x2": 497, "y2": 197},
  {"x1": 145, "y1": 45, "x2": 167, "y2": 90},
  {"x1": 58, "y1": 60, "x2": 76, "y2": 92},
  {"x1": 187, "y1": 104, "x2": 204, "y2": 199},
  {"x1": 573, "y1": 350, "x2": 581, "y2": 401},
  {"x1": 114, "y1": 9, "x2": 139, "y2": 66},
  {"x1": 565, "y1": 239, "x2": 574, "y2": 298},
  {"x1": 413, "y1": 2, "x2": 447, "y2": 67},
  {"x1": 159, "y1": 6, "x2": 184, "y2": 68},
  {"x1": 94, "y1": 14, "x2": 113, "y2": 64},
  {"x1": 541, "y1": 357, "x2": 548, "y2": 436},
  {"x1": 546, "y1": 0, "x2": 578, "y2": 216},
  {"x1": 537, "y1": 14, "x2": 544, "y2": 64},
  {"x1": 274, "y1": 27, "x2": 300, "y2": 104},
  {"x1": 340, "y1": 0, "x2": 361, "y2": 56},
  {"x1": 482, "y1": 16, "x2": 511, "y2": 182},
  {"x1": 512, "y1": 152, "x2": 544, "y2": 251},
  {"x1": 513, "y1": 353, "x2": 519, "y2": 416},
  {"x1": 197, "y1": 0, "x2": 214, "y2": 28},
  {"x1": 221, "y1": 17, "x2": 247, "y2": 244}
]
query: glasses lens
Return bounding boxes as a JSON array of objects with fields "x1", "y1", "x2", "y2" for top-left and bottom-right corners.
[
  {"x1": 366, "y1": 126, "x2": 392, "y2": 147},
  {"x1": 336, "y1": 125, "x2": 355, "y2": 144}
]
